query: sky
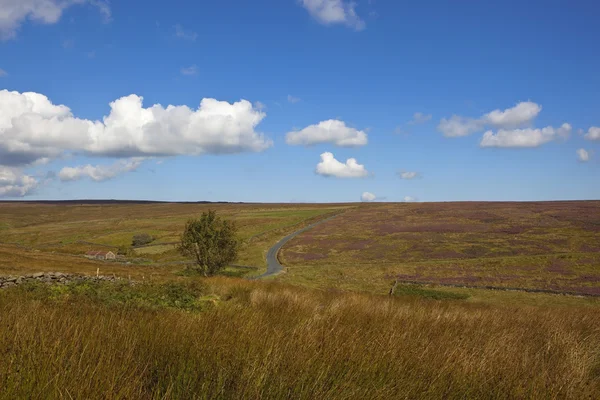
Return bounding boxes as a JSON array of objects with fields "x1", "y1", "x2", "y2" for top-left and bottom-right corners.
[{"x1": 0, "y1": 0, "x2": 599, "y2": 203}]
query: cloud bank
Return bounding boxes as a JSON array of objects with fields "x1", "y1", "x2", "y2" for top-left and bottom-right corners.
[
  {"x1": 59, "y1": 158, "x2": 144, "y2": 182},
  {"x1": 438, "y1": 101, "x2": 572, "y2": 148},
  {"x1": 0, "y1": 0, "x2": 110, "y2": 40},
  {"x1": 0, "y1": 90, "x2": 273, "y2": 168},
  {"x1": 0, "y1": 167, "x2": 38, "y2": 197}
]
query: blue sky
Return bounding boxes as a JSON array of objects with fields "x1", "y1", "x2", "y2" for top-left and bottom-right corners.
[{"x1": 0, "y1": 0, "x2": 598, "y2": 202}]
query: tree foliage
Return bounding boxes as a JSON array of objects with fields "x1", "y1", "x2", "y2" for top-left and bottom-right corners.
[
  {"x1": 132, "y1": 233, "x2": 154, "y2": 247},
  {"x1": 179, "y1": 210, "x2": 239, "y2": 276}
]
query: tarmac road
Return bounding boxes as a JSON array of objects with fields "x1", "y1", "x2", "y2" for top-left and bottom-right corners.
[{"x1": 254, "y1": 214, "x2": 339, "y2": 279}]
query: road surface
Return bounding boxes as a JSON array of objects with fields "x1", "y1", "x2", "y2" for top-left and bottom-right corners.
[{"x1": 254, "y1": 214, "x2": 339, "y2": 279}]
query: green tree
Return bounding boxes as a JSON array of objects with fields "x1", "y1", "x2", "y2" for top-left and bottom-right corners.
[
  {"x1": 132, "y1": 233, "x2": 154, "y2": 247},
  {"x1": 179, "y1": 210, "x2": 239, "y2": 276}
]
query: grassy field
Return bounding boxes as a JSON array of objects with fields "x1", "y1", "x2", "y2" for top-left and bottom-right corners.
[
  {"x1": 1, "y1": 200, "x2": 600, "y2": 398},
  {"x1": 0, "y1": 202, "x2": 346, "y2": 278},
  {"x1": 1, "y1": 278, "x2": 599, "y2": 399},
  {"x1": 280, "y1": 201, "x2": 600, "y2": 296}
]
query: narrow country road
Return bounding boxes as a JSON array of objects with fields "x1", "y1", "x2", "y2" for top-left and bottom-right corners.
[{"x1": 254, "y1": 214, "x2": 339, "y2": 279}]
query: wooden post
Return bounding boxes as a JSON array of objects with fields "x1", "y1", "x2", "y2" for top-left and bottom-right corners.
[
  {"x1": 96, "y1": 267, "x2": 99, "y2": 278},
  {"x1": 389, "y1": 279, "x2": 398, "y2": 296}
]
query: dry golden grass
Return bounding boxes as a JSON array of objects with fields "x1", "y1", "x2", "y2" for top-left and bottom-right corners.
[{"x1": 1, "y1": 278, "x2": 599, "y2": 399}]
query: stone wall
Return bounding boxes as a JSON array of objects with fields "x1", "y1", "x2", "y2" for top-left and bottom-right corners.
[{"x1": 0, "y1": 272, "x2": 124, "y2": 289}]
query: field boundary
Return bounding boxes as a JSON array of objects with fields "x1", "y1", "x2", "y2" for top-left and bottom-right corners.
[{"x1": 388, "y1": 278, "x2": 600, "y2": 297}]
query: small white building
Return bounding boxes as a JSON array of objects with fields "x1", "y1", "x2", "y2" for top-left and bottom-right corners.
[{"x1": 85, "y1": 250, "x2": 116, "y2": 260}]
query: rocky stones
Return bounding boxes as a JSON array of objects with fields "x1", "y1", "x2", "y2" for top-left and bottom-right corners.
[{"x1": 0, "y1": 272, "x2": 126, "y2": 289}]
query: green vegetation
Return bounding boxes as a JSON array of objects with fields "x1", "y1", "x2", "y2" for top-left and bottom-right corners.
[
  {"x1": 179, "y1": 210, "x2": 240, "y2": 276},
  {"x1": 1, "y1": 278, "x2": 599, "y2": 399},
  {"x1": 16, "y1": 279, "x2": 212, "y2": 311},
  {"x1": 392, "y1": 283, "x2": 470, "y2": 300},
  {"x1": 1, "y1": 201, "x2": 600, "y2": 398},
  {"x1": 132, "y1": 233, "x2": 154, "y2": 246}
]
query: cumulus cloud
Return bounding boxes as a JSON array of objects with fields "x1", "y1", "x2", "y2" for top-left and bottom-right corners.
[
  {"x1": 59, "y1": 158, "x2": 143, "y2": 182},
  {"x1": 286, "y1": 120, "x2": 368, "y2": 147},
  {"x1": 361, "y1": 192, "x2": 376, "y2": 202},
  {"x1": 482, "y1": 101, "x2": 542, "y2": 128},
  {"x1": 438, "y1": 115, "x2": 484, "y2": 137},
  {"x1": 480, "y1": 123, "x2": 571, "y2": 148},
  {"x1": 398, "y1": 171, "x2": 419, "y2": 180},
  {"x1": 287, "y1": 95, "x2": 301, "y2": 104},
  {"x1": 174, "y1": 24, "x2": 197, "y2": 41},
  {"x1": 315, "y1": 152, "x2": 368, "y2": 178},
  {"x1": 0, "y1": 90, "x2": 273, "y2": 167},
  {"x1": 300, "y1": 0, "x2": 365, "y2": 30},
  {"x1": 576, "y1": 148, "x2": 590, "y2": 162},
  {"x1": 438, "y1": 101, "x2": 542, "y2": 137},
  {"x1": 403, "y1": 196, "x2": 417, "y2": 202},
  {"x1": 409, "y1": 112, "x2": 432, "y2": 125},
  {"x1": 585, "y1": 127, "x2": 600, "y2": 141},
  {"x1": 180, "y1": 65, "x2": 198, "y2": 76},
  {"x1": 0, "y1": 0, "x2": 110, "y2": 40},
  {"x1": 0, "y1": 167, "x2": 38, "y2": 197}
]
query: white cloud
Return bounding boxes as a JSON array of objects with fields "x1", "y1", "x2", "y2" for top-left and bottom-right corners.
[
  {"x1": 409, "y1": 112, "x2": 432, "y2": 125},
  {"x1": 361, "y1": 191, "x2": 376, "y2": 202},
  {"x1": 0, "y1": 0, "x2": 110, "y2": 40},
  {"x1": 59, "y1": 158, "x2": 143, "y2": 182},
  {"x1": 287, "y1": 95, "x2": 301, "y2": 104},
  {"x1": 0, "y1": 68, "x2": 7, "y2": 77},
  {"x1": 480, "y1": 123, "x2": 571, "y2": 148},
  {"x1": 438, "y1": 115, "x2": 484, "y2": 137},
  {"x1": 398, "y1": 171, "x2": 419, "y2": 180},
  {"x1": 300, "y1": 0, "x2": 365, "y2": 30},
  {"x1": 180, "y1": 65, "x2": 198, "y2": 76},
  {"x1": 315, "y1": 152, "x2": 368, "y2": 178},
  {"x1": 0, "y1": 167, "x2": 38, "y2": 197},
  {"x1": 286, "y1": 119, "x2": 368, "y2": 147},
  {"x1": 482, "y1": 101, "x2": 542, "y2": 128},
  {"x1": 576, "y1": 148, "x2": 590, "y2": 162},
  {"x1": 585, "y1": 127, "x2": 600, "y2": 141},
  {"x1": 0, "y1": 90, "x2": 273, "y2": 167},
  {"x1": 438, "y1": 101, "x2": 542, "y2": 137},
  {"x1": 174, "y1": 24, "x2": 197, "y2": 41},
  {"x1": 403, "y1": 196, "x2": 416, "y2": 202}
]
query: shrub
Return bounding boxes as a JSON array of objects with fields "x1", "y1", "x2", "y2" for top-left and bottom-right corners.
[{"x1": 132, "y1": 233, "x2": 154, "y2": 247}]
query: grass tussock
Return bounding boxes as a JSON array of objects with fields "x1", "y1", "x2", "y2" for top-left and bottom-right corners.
[{"x1": 1, "y1": 279, "x2": 599, "y2": 399}]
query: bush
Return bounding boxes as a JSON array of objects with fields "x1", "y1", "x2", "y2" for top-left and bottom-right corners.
[{"x1": 132, "y1": 233, "x2": 154, "y2": 247}]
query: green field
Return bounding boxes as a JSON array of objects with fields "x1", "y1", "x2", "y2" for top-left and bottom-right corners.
[{"x1": 1, "y1": 201, "x2": 600, "y2": 398}]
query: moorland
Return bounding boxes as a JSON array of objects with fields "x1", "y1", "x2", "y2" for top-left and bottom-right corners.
[{"x1": 1, "y1": 200, "x2": 599, "y2": 399}]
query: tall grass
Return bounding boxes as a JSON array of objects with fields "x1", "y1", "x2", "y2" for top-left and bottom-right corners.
[{"x1": 1, "y1": 279, "x2": 599, "y2": 399}]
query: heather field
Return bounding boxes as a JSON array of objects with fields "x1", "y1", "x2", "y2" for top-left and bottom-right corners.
[
  {"x1": 2, "y1": 201, "x2": 600, "y2": 398},
  {"x1": 280, "y1": 201, "x2": 600, "y2": 296}
]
